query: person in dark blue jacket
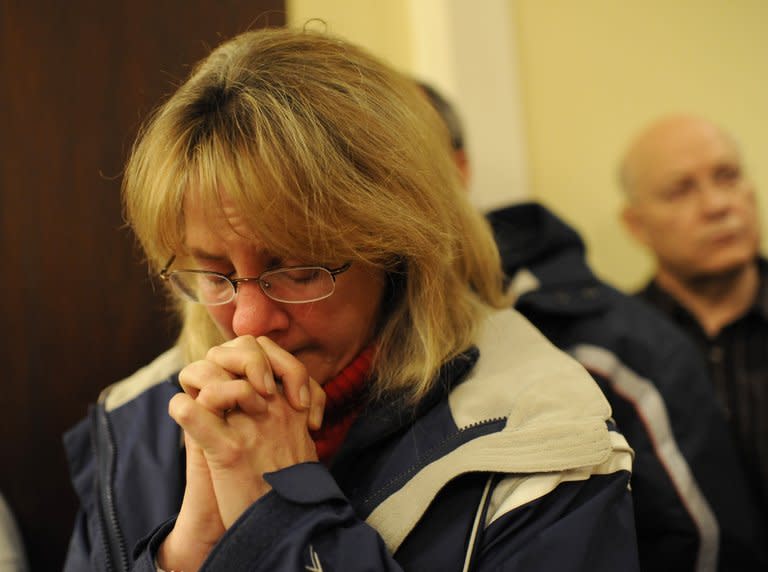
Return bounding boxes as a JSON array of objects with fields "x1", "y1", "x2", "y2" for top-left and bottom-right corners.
[
  {"x1": 419, "y1": 83, "x2": 768, "y2": 571},
  {"x1": 487, "y1": 203, "x2": 768, "y2": 571},
  {"x1": 63, "y1": 28, "x2": 638, "y2": 572}
]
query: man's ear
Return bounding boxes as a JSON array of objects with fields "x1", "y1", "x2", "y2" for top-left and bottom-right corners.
[
  {"x1": 621, "y1": 204, "x2": 651, "y2": 247},
  {"x1": 454, "y1": 150, "x2": 471, "y2": 190}
]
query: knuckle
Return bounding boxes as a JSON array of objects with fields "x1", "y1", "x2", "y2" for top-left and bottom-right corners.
[
  {"x1": 217, "y1": 436, "x2": 246, "y2": 466},
  {"x1": 180, "y1": 359, "x2": 216, "y2": 383},
  {"x1": 272, "y1": 398, "x2": 295, "y2": 421},
  {"x1": 243, "y1": 355, "x2": 268, "y2": 383},
  {"x1": 168, "y1": 394, "x2": 194, "y2": 422},
  {"x1": 236, "y1": 334, "x2": 258, "y2": 347},
  {"x1": 198, "y1": 382, "x2": 214, "y2": 397},
  {"x1": 234, "y1": 378, "x2": 253, "y2": 398},
  {"x1": 205, "y1": 345, "x2": 223, "y2": 361},
  {"x1": 197, "y1": 383, "x2": 222, "y2": 408},
  {"x1": 178, "y1": 363, "x2": 199, "y2": 386}
]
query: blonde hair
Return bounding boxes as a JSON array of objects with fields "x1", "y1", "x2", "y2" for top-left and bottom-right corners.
[{"x1": 123, "y1": 27, "x2": 510, "y2": 403}]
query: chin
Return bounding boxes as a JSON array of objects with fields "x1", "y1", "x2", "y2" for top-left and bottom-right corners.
[
  {"x1": 694, "y1": 250, "x2": 756, "y2": 277},
  {"x1": 293, "y1": 352, "x2": 337, "y2": 385}
]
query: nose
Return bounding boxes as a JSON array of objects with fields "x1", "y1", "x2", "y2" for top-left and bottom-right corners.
[
  {"x1": 699, "y1": 182, "x2": 732, "y2": 217},
  {"x1": 231, "y1": 281, "x2": 291, "y2": 338}
]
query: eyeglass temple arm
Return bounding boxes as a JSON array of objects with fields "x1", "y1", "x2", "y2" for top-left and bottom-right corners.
[
  {"x1": 330, "y1": 262, "x2": 352, "y2": 277},
  {"x1": 159, "y1": 255, "x2": 176, "y2": 279}
]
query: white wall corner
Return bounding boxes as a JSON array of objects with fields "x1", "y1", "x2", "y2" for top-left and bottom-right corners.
[{"x1": 408, "y1": 0, "x2": 530, "y2": 211}]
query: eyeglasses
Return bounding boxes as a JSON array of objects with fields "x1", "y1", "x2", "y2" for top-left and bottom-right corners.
[{"x1": 159, "y1": 255, "x2": 352, "y2": 305}]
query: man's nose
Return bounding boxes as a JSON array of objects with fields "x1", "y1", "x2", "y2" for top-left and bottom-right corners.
[
  {"x1": 231, "y1": 281, "x2": 290, "y2": 338},
  {"x1": 699, "y1": 181, "x2": 732, "y2": 215}
]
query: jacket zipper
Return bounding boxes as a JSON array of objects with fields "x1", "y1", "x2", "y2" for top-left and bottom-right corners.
[
  {"x1": 362, "y1": 416, "x2": 507, "y2": 509},
  {"x1": 92, "y1": 403, "x2": 130, "y2": 572}
]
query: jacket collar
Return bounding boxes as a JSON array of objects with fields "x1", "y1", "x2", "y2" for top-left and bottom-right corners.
[
  {"x1": 487, "y1": 202, "x2": 611, "y2": 316},
  {"x1": 366, "y1": 307, "x2": 622, "y2": 553}
]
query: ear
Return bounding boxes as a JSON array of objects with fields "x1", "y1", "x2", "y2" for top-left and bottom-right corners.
[
  {"x1": 621, "y1": 204, "x2": 651, "y2": 247},
  {"x1": 454, "y1": 150, "x2": 471, "y2": 190}
]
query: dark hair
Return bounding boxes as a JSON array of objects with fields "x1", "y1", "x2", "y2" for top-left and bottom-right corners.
[{"x1": 417, "y1": 81, "x2": 465, "y2": 152}]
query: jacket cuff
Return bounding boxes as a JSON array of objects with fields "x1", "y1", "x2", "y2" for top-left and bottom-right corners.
[
  {"x1": 132, "y1": 516, "x2": 177, "y2": 570},
  {"x1": 263, "y1": 461, "x2": 347, "y2": 504},
  {"x1": 202, "y1": 463, "x2": 348, "y2": 569}
]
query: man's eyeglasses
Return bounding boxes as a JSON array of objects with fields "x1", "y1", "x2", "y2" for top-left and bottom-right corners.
[{"x1": 159, "y1": 255, "x2": 352, "y2": 305}]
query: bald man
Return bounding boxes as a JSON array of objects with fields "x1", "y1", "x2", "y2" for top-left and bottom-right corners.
[{"x1": 621, "y1": 114, "x2": 767, "y2": 517}]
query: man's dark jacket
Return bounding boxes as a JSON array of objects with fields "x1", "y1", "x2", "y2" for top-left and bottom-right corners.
[{"x1": 487, "y1": 202, "x2": 768, "y2": 572}]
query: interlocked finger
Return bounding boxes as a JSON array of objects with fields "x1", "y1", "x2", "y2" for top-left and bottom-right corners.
[
  {"x1": 196, "y1": 378, "x2": 269, "y2": 418},
  {"x1": 206, "y1": 337, "x2": 278, "y2": 397},
  {"x1": 179, "y1": 359, "x2": 237, "y2": 398}
]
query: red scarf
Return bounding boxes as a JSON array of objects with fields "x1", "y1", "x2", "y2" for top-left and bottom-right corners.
[{"x1": 310, "y1": 346, "x2": 374, "y2": 464}]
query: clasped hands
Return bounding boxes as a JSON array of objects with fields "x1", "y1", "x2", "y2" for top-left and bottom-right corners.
[{"x1": 157, "y1": 335, "x2": 326, "y2": 571}]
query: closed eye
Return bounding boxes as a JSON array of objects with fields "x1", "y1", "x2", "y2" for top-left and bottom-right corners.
[{"x1": 712, "y1": 164, "x2": 741, "y2": 187}]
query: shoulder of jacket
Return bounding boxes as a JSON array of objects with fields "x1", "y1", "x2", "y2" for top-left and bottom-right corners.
[
  {"x1": 99, "y1": 346, "x2": 185, "y2": 412},
  {"x1": 449, "y1": 307, "x2": 611, "y2": 429}
]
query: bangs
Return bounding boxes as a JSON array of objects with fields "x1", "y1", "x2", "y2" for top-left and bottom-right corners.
[
  {"x1": 127, "y1": 84, "x2": 386, "y2": 269},
  {"x1": 184, "y1": 103, "x2": 384, "y2": 266},
  {"x1": 125, "y1": 28, "x2": 459, "y2": 275}
]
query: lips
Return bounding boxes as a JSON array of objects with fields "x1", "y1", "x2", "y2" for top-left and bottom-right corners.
[
  {"x1": 702, "y1": 217, "x2": 744, "y2": 242},
  {"x1": 285, "y1": 345, "x2": 320, "y2": 366},
  {"x1": 709, "y1": 234, "x2": 741, "y2": 248}
]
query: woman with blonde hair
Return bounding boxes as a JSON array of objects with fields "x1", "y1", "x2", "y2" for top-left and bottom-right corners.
[{"x1": 64, "y1": 27, "x2": 637, "y2": 571}]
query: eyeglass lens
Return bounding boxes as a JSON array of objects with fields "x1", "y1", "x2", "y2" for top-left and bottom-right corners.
[{"x1": 167, "y1": 267, "x2": 336, "y2": 304}]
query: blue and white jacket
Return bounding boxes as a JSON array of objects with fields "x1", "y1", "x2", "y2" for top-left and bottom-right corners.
[
  {"x1": 487, "y1": 202, "x2": 768, "y2": 572},
  {"x1": 63, "y1": 308, "x2": 638, "y2": 571}
]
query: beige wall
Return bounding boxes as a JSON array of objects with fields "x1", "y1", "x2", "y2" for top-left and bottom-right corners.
[
  {"x1": 287, "y1": 0, "x2": 530, "y2": 212},
  {"x1": 287, "y1": 0, "x2": 768, "y2": 291},
  {"x1": 286, "y1": 0, "x2": 412, "y2": 69},
  {"x1": 513, "y1": 0, "x2": 768, "y2": 290}
]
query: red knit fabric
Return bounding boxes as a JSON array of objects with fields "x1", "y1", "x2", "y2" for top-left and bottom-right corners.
[{"x1": 311, "y1": 345, "x2": 375, "y2": 465}]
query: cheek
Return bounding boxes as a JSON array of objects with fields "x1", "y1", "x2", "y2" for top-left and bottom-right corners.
[
  {"x1": 295, "y1": 303, "x2": 365, "y2": 344},
  {"x1": 646, "y1": 210, "x2": 685, "y2": 236},
  {"x1": 645, "y1": 212, "x2": 694, "y2": 252},
  {"x1": 309, "y1": 294, "x2": 382, "y2": 350},
  {"x1": 664, "y1": 210, "x2": 697, "y2": 234},
  {"x1": 738, "y1": 194, "x2": 759, "y2": 223}
]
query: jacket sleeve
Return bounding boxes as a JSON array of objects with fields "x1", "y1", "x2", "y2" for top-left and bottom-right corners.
[
  {"x1": 202, "y1": 462, "x2": 404, "y2": 571},
  {"x1": 63, "y1": 509, "x2": 96, "y2": 572},
  {"x1": 132, "y1": 462, "x2": 404, "y2": 572},
  {"x1": 572, "y1": 332, "x2": 768, "y2": 570},
  {"x1": 474, "y1": 470, "x2": 639, "y2": 572},
  {"x1": 133, "y1": 464, "x2": 639, "y2": 572}
]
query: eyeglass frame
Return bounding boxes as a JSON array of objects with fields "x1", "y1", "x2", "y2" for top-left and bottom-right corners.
[{"x1": 158, "y1": 255, "x2": 352, "y2": 305}]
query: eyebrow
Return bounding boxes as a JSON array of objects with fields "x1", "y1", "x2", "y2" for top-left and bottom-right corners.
[
  {"x1": 186, "y1": 247, "x2": 229, "y2": 263},
  {"x1": 185, "y1": 246, "x2": 285, "y2": 268}
]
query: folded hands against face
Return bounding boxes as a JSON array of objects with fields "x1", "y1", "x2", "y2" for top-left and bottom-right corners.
[{"x1": 158, "y1": 335, "x2": 326, "y2": 571}]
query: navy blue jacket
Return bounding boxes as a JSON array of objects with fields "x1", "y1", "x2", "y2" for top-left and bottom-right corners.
[
  {"x1": 487, "y1": 202, "x2": 768, "y2": 572},
  {"x1": 64, "y1": 308, "x2": 638, "y2": 571}
]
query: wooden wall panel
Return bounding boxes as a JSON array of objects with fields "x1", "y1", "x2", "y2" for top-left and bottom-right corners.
[{"x1": 0, "y1": 2, "x2": 285, "y2": 568}]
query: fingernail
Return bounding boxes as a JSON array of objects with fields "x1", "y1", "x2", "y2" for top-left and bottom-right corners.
[
  {"x1": 311, "y1": 404, "x2": 324, "y2": 430},
  {"x1": 263, "y1": 372, "x2": 276, "y2": 395},
  {"x1": 299, "y1": 385, "x2": 310, "y2": 408}
]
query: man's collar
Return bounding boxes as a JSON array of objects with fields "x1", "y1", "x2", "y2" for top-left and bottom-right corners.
[
  {"x1": 751, "y1": 257, "x2": 768, "y2": 320},
  {"x1": 640, "y1": 256, "x2": 768, "y2": 324}
]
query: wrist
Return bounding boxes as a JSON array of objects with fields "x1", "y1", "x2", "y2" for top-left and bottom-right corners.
[{"x1": 157, "y1": 528, "x2": 212, "y2": 572}]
